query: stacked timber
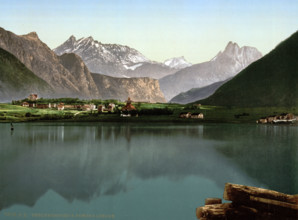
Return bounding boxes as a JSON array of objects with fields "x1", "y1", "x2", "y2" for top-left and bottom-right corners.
[{"x1": 196, "y1": 183, "x2": 298, "y2": 220}]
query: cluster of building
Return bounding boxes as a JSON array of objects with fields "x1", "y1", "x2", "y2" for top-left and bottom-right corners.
[
  {"x1": 21, "y1": 94, "x2": 142, "y2": 115},
  {"x1": 21, "y1": 94, "x2": 116, "y2": 112},
  {"x1": 256, "y1": 113, "x2": 296, "y2": 124},
  {"x1": 21, "y1": 101, "x2": 102, "y2": 111},
  {"x1": 179, "y1": 112, "x2": 204, "y2": 119}
]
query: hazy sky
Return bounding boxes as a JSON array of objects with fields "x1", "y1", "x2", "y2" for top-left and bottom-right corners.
[{"x1": 1, "y1": 0, "x2": 298, "y2": 63}]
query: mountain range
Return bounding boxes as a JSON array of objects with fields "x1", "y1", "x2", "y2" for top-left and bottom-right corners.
[
  {"x1": 54, "y1": 36, "x2": 190, "y2": 79},
  {"x1": 4, "y1": 26, "x2": 287, "y2": 105},
  {"x1": 199, "y1": 30, "x2": 298, "y2": 107},
  {"x1": 53, "y1": 35, "x2": 263, "y2": 103},
  {"x1": 0, "y1": 27, "x2": 166, "y2": 102},
  {"x1": 159, "y1": 42, "x2": 262, "y2": 101}
]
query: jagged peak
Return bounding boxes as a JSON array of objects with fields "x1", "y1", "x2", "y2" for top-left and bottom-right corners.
[
  {"x1": 82, "y1": 36, "x2": 94, "y2": 42},
  {"x1": 224, "y1": 41, "x2": 240, "y2": 51},
  {"x1": 68, "y1": 35, "x2": 76, "y2": 42},
  {"x1": 23, "y1": 31, "x2": 39, "y2": 40}
]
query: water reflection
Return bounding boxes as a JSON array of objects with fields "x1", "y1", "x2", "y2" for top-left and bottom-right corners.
[
  {"x1": 0, "y1": 123, "x2": 297, "y2": 211},
  {"x1": 205, "y1": 124, "x2": 298, "y2": 193}
]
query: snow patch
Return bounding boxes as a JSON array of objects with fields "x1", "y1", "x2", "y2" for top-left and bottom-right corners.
[{"x1": 124, "y1": 63, "x2": 143, "y2": 70}]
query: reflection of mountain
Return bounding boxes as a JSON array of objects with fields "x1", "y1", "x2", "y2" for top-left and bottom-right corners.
[{"x1": 1, "y1": 123, "x2": 296, "y2": 211}]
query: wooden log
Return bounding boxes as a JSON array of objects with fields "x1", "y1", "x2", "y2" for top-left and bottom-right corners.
[
  {"x1": 205, "y1": 198, "x2": 222, "y2": 205},
  {"x1": 196, "y1": 203, "x2": 232, "y2": 220},
  {"x1": 223, "y1": 183, "x2": 298, "y2": 218},
  {"x1": 225, "y1": 204, "x2": 258, "y2": 220},
  {"x1": 197, "y1": 203, "x2": 296, "y2": 220},
  {"x1": 224, "y1": 183, "x2": 298, "y2": 204},
  {"x1": 225, "y1": 204, "x2": 289, "y2": 220}
]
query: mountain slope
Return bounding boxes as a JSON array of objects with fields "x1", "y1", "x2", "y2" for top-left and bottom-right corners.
[
  {"x1": 0, "y1": 47, "x2": 53, "y2": 101},
  {"x1": 91, "y1": 73, "x2": 166, "y2": 103},
  {"x1": 159, "y1": 42, "x2": 262, "y2": 101},
  {"x1": 0, "y1": 27, "x2": 100, "y2": 98},
  {"x1": 58, "y1": 53, "x2": 102, "y2": 99},
  {"x1": 200, "y1": 31, "x2": 298, "y2": 107},
  {"x1": 53, "y1": 36, "x2": 185, "y2": 79},
  {"x1": 170, "y1": 78, "x2": 231, "y2": 104}
]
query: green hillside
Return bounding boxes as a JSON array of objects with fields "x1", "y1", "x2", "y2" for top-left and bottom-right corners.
[
  {"x1": 0, "y1": 47, "x2": 53, "y2": 101},
  {"x1": 200, "y1": 31, "x2": 298, "y2": 107}
]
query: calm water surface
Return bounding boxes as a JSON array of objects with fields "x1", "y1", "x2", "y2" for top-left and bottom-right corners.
[{"x1": 0, "y1": 122, "x2": 297, "y2": 220}]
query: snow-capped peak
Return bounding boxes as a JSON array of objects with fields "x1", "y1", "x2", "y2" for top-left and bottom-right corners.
[
  {"x1": 163, "y1": 56, "x2": 192, "y2": 69},
  {"x1": 53, "y1": 35, "x2": 150, "y2": 76}
]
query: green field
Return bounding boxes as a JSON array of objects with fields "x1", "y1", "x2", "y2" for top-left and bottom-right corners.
[{"x1": 1, "y1": 103, "x2": 297, "y2": 124}]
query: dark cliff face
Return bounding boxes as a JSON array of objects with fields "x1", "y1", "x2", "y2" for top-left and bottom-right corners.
[{"x1": 0, "y1": 27, "x2": 99, "y2": 98}]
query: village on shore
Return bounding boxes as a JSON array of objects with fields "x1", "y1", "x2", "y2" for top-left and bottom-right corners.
[
  {"x1": 3, "y1": 93, "x2": 298, "y2": 124},
  {"x1": 15, "y1": 93, "x2": 205, "y2": 119}
]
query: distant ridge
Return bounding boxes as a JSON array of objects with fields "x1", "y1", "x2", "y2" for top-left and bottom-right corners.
[
  {"x1": 170, "y1": 78, "x2": 231, "y2": 104},
  {"x1": 159, "y1": 42, "x2": 262, "y2": 101},
  {"x1": 200, "y1": 31, "x2": 298, "y2": 107}
]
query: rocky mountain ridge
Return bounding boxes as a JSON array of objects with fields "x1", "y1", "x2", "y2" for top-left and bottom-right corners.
[
  {"x1": 0, "y1": 27, "x2": 98, "y2": 98},
  {"x1": 54, "y1": 36, "x2": 191, "y2": 79}
]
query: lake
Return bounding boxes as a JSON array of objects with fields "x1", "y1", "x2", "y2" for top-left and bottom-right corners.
[{"x1": 0, "y1": 122, "x2": 297, "y2": 220}]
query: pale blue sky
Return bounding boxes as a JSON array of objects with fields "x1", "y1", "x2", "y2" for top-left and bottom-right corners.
[{"x1": 1, "y1": 0, "x2": 297, "y2": 63}]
